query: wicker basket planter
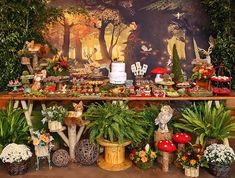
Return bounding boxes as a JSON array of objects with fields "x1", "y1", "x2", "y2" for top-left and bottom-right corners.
[
  {"x1": 48, "y1": 120, "x2": 63, "y2": 132},
  {"x1": 5, "y1": 159, "x2": 30, "y2": 176},
  {"x1": 208, "y1": 163, "x2": 231, "y2": 178},
  {"x1": 185, "y1": 166, "x2": 199, "y2": 177},
  {"x1": 35, "y1": 145, "x2": 49, "y2": 157}
]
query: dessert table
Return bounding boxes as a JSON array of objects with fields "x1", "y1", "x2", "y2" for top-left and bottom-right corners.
[{"x1": 0, "y1": 93, "x2": 235, "y2": 144}]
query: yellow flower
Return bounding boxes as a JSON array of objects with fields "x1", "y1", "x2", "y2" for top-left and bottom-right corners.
[
  {"x1": 141, "y1": 156, "x2": 148, "y2": 163},
  {"x1": 33, "y1": 138, "x2": 39, "y2": 145},
  {"x1": 139, "y1": 150, "x2": 146, "y2": 157},
  {"x1": 150, "y1": 152, "x2": 156, "y2": 159},
  {"x1": 190, "y1": 159, "x2": 197, "y2": 166}
]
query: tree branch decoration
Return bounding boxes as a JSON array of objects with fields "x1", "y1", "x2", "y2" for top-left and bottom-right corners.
[{"x1": 53, "y1": 102, "x2": 89, "y2": 161}]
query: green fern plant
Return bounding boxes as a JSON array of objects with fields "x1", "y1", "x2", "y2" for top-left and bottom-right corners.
[
  {"x1": 174, "y1": 101, "x2": 235, "y2": 145},
  {"x1": 84, "y1": 102, "x2": 151, "y2": 145},
  {"x1": 0, "y1": 102, "x2": 30, "y2": 151}
]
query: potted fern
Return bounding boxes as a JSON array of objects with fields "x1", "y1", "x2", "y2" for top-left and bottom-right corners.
[
  {"x1": 174, "y1": 101, "x2": 235, "y2": 146},
  {"x1": 84, "y1": 102, "x2": 151, "y2": 171},
  {"x1": 0, "y1": 102, "x2": 30, "y2": 153}
]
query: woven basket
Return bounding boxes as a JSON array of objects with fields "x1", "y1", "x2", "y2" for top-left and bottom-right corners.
[
  {"x1": 5, "y1": 159, "x2": 30, "y2": 175},
  {"x1": 135, "y1": 160, "x2": 154, "y2": 170},
  {"x1": 208, "y1": 163, "x2": 231, "y2": 178}
]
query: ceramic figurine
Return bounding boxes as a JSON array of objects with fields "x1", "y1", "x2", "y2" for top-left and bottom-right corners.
[
  {"x1": 155, "y1": 105, "x2": 173, "y2": 133},
  {"x1": 32, "y1": 74, "x2": 42, "y2": 91}
]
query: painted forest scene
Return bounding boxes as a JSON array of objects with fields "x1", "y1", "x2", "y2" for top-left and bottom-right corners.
[{"x1": 45, "y1": 0, "x2": 209, "y2": 79}]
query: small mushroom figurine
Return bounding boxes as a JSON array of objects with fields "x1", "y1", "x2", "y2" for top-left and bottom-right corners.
[
  {"x1": 173, "y1": 133, "x2": 192, "y2": 152},
  {"x1": 151, "y1": 67, "x2": 168, "y2": 83},
  {"x1": 157, "y1": 140, "x2": 176, "y2": 172}
]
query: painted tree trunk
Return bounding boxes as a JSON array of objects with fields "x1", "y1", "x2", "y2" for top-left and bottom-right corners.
[
  {"x1": 62, "y1": 20, "x2": 71, "y2": 58},
  {"x1": 75, "y1": 38, "x2": 82, "y2": 60},
  {"x1": 99, "y1": 22, "x2": 111, "y2": 61}
]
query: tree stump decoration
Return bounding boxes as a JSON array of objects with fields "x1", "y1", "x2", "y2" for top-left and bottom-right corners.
[
  {"x1": 96, "y1": 138, "x2": 132, "y2": 171},
  {"x1": 54, "y1": 101, "x2": 89, "y2": 162},
  {"x1": 52, "y1": 149, "x2": 70, "y2": 167},
  {"x1": 75, "y1": 139, "x2": 99, "y2": 165}
]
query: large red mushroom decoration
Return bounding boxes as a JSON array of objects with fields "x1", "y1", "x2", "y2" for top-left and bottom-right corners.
[
  {"x1": 151, "y1": 67, "x2": 168, "y2": 83},
  {"x1": 157, "y1": 140, "x2": 176, "y2": 172},
  {"x1": 173, "y1": 133, "x2": 192, "y2": 152}
]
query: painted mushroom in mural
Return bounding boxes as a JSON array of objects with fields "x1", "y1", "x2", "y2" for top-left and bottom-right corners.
[
  {"x1": 151, "y1": 67, "x2": 168, "y2": 83},
  {"x1": 173, "y1": 133, "x2": 191, "y2": 152},
  {"x1": 157, "y1": 140, "x2": 176, "y2": 172}
]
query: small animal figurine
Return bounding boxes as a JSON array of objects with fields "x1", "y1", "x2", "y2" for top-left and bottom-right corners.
[
  {"x1": 65, "y1": 101, "x2": 84, "y2": 126},
  {"x1": 198, "y1": 36, "x2": 215, "y2": 64},
  {"x1": 26, "y1": 40, "x2": 49, "y2": 57},
  {"x1": 155, "y1": 105, "x2": 174, "y2": 133},
  {"x1": 31, "y1": 74, "x2": 41, "y2": 91},
  {"x1": 62, "y1": 85, "x2": 67, "y2": 94}
]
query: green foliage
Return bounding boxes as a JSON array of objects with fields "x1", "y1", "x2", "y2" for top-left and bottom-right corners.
[
  {"x1": 0, "y1": 102, "x2": 30, "y2": 150},
  {"x1": 138, "y1": 106, "x2": 160, "y2": 142},
  {"x1": 202, "y1": 0, "x2": 235, "y2": 88},
  {"x1": 0, "y1": 0, "x2": 61, "y2": 91},
  {"x1": 174, "y1": 101, "x2": 235, "y2": 145},
  {"x1": 84, "y1": 102, "x2": 152, "y2": 146},
  {"x1": 171, "y1": 44, "x2": 184, "y2": 83}
]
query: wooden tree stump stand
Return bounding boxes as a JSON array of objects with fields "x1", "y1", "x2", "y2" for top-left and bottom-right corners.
[{"x1": 96, "y1": 138, "x2": 132, "y2": 171}]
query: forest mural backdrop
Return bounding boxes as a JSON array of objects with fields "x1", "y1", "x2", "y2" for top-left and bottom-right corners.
[{"x1": 46, "y1": 0, "x2": 209, "y2": 79}]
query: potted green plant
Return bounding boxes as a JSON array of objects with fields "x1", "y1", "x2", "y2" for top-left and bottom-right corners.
[
  {"x1": 0, "y1": 102, "x2": 30, "y2": 152},
  {"x1": 41, "y1": 105, "x2": 67, "y2": 132},
  {"x1": 174, "y1": 101, "x2": 235, "y2": 146},
  {"x1": 84, "y1": 102, "x2": 151, "y2": 171},
  {"x1": 0, "y1": 143, "x2": 32, "y2": 175},
  {"x1": 204, "y1": 144, "x2": 235, "y2": 178}
]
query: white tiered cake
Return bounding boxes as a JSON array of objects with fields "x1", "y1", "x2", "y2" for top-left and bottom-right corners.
[{"x1": 109, "y1": 62, "x2": 127, "y2": 84}]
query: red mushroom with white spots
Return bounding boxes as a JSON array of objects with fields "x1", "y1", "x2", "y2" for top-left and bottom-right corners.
[
  {"x1": 157, "y1": 140, "x2": 176, "y2": 172},
  {"x1": 151, "y1": 67, "x2": 168, "y2": 83},
  {"x1": 173, "y1": 133, "x2": 192, "y2": 151}
]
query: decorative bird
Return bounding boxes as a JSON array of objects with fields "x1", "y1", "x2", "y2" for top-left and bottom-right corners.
[
  {"x1": 155, "y1": 105, "x2": 174, "y2": 133},
  {"x1": 173, "y1": 12, "x2": 184, "y2": 19}
]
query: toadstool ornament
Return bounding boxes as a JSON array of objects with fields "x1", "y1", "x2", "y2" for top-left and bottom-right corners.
[
  {"x1": 155, "y1": 105, "x2": 173, "y2": 133},
  {"x1": 151, "y1": 67, "x2": 168, "y2": 83},
  {"x1": 157, "y1": 140, "x2": 176, "y2": 172},
  {"x1": 173, "y1": 133, "x2": 191, "y2": 152}
]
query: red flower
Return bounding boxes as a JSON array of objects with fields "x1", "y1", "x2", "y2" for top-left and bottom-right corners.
[
  {"x1": 60, "y1": 60, "x2": 68, "y2": 68},
  {"x1": 129, "y1": 153, "x2": 134, "y2": 159}
]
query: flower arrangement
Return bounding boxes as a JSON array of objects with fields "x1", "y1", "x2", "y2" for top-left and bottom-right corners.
[
  {"x1": 191, "y1": 63, "x2": 214, "y2": 80},
  {"x1": 0, "y1": 143, "x2": 32, "y2": 163},
  {"x1": 204, "y1": 144, "x2": 235, "y2": 166},
  {"x1": 177, "y1": 144, "x2": 207, "y2": 169},
  {"x1": 47, "y1": 54, "x2": 68, "y2": 76},
  {"x1": 41, "y1": 105, "x2": 68, "y2": 123},
  {"x1": 129, "y1": 144, "x2": 157, "y2": 169},
  {"x1": 32, "y1": 130, "x2": 53, "y2": 147}
]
